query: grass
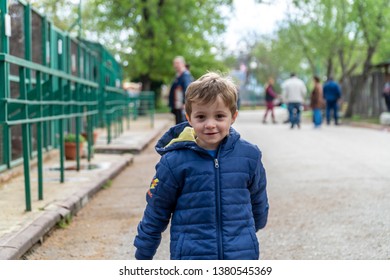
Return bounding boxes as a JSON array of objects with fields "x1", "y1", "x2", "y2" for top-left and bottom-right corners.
[
  {"x1": 102, "y1": 179, "x2": 112, "y2": 190},
  {"x1": 57, "y1": 214, "x2": 72, "y2": 229}
]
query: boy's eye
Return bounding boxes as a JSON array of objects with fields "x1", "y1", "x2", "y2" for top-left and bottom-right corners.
[
  {"x1": 195, "y1": 115, "x2": 205, "y2": 120},
  {"x1": 216, "y1": 114, "x2": 226, "y2": 119}
]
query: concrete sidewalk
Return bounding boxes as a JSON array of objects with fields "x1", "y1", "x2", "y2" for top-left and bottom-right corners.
[{"x1": 0, "y1": 114, "x2": 172, "y2": 260}]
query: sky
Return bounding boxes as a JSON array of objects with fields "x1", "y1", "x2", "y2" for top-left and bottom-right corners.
[{"x1": 223, "y1": 0, "x2": 288, "y2": 52}]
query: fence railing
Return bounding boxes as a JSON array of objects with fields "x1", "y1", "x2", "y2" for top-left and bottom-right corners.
[
  {"x1": 104, "y1": 89, "x2": 155, "y2": 144},
  {"x1": 0, "y1": 0, "x2": 155, "y2": 212},
  {"x1": 0, "y1": 53, "x2": 99, "y2": 211}
]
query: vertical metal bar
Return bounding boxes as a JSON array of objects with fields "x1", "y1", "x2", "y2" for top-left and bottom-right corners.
[
  {"x1": 75, "y1": 44, "x2": 83, "y2": 168},
  {"x1": 107, "y1": 113, "x2": 111, "y2": 144},
  {"x1": 126, "y1": 96, "x2": 130, "y2": 130},
  {"x1": 117, "y1": 111, "x2": 120, "y2": 137},
  {"x1": 1, "y1": 0, "x2": 11, "y2": 168},
  {"x1": 88, "y1": 125, "x2": 92, "y2": 162},
  {"x1": 42, "y1": 16, "x2": 49, "y2": 150},
  {"x1": 50, "y1": 24, "x2": 57, "y2": 149},
  {"x1": 66, "y1": 36, "x2": 71, "y2": 75},
  {"x1": 24, "y1": 2, "x2": 32, "y2": 90},
  {"x1": 58, "y1": 77, "x2": 65, "y2": 183},
  {"x1": 20, "y1": 66, "x2": 32, "y2": 211},
  {"x1": 75, "y1": 84, "x2": 81, "y2": 171},
  {"x1": 115, "y1": 111, "x2": 119, "y2": 138},
  {"x1": 24, "y1": 3, "x2": 34, "y2": 159},
  {"x1": 134, "y1": 97, "x2": 138, "y2": 120},
  {"x1": 87, "y1": 98, "x2": 92, "y2": 162},
  {"x1": 36, "y1": 71, "x2": 43, "y2": 200},
  {"x1": 120, "y1": 107, "x2": 124, "y2": 134},
  {"x1": 99, "y1": 51, "x2": 105, "y2": 127}
]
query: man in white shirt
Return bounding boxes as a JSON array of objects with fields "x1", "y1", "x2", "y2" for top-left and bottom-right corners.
[{"x1": 282, "y1": 73, "x2": 307, "y2": 129}]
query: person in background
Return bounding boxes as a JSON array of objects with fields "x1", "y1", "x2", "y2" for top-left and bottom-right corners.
[
  {"x1": 382, "y1": 74, "x2": 390, "y2": 112},
  {"x1": 169, "y1": 56, "x2": 193, "y2": 124},
  {"x1": 310, "y1": 76, "x2": 324, "y2": 128},
  {"x1": 263, "y1": 77, "x2": 278, "y2": 124},
  {"x1": 323, "y1": 77, "x2": 342, "y2": 125},
  {"x1": 282, "y1": 73, "x2": 307, "y2": 129}
]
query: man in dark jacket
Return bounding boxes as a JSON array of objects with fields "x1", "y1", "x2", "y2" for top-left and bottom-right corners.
[
  {"x1": 382, "y1": 74, "x2": 390, "y2": 112},
  {"x1": 169, "y1": 56, "x2": 193, "y2": 124},
  {"x1": 323, "y1": 77, "x2": 342, "y2": 125},
  {"x1": 134, "y1": 72, "x2": 269, "y2": 260}
]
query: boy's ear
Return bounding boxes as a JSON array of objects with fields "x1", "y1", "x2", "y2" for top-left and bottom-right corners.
[
  {"x1": 231, "y1": 111, "x2": 238, "y2": 124},
  {"x1": 186, "y1": 113, "x2": 191, "y2": 124}
]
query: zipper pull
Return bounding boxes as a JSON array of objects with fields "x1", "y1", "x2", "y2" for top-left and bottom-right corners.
[{"x1": 214, "y1": 159, "x2": 219, "y2": 168}]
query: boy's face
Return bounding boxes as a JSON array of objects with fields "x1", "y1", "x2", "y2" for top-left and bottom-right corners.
[{"x1": 187, "y1": 96, "x2": 238, "y2": 151}]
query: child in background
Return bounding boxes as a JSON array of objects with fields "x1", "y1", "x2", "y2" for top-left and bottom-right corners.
[
  {"x1": 134, "y1": 72, "x2": 269, "y2": 260},
  {"x1": 263, "y1": 77, "x2": 278, "y2": 124},
  {"x1": 310, "y1": 76, "x2": 324, "y2": 128}
]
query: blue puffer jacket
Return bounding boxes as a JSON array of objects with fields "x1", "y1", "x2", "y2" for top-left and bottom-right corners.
[{"x1": 134, "y1": 122, "x2": 269, "y2": 260}]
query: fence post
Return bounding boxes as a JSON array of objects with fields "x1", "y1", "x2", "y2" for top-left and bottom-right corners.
[
  {"x1": 1, "y1": 0, "x2": 11, "y2": 169},
  {"x1": 75, "y1": 84, "x2": 81, "y2": 171},
  {"x1": 58, "y1": 77, "x2": 65, "y2": 183},
  {"x1": 24, "y1": 3, "x2": 34, "y2": 160},
  {"x1": 42, "y1": 16, "x2": 49, "y2": 151},
  {"x1": 36, "y1": 71, "x2": 44, "y2": 200},
  {"x1": 19, "y1": 66, "x2": 32, "y2": 211}
]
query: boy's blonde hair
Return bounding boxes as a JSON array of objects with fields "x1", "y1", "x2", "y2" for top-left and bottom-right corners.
[{"x1": 185, "y1": 72, "x2": 238, "y2": 117}]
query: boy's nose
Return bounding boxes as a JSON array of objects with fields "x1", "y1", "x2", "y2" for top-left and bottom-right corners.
[{"x1": 204, "y1": 119, "x2": 216, "y2": 129}]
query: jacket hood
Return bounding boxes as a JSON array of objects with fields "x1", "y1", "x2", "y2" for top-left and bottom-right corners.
[{"x1": 155, "y1": 121, "x2": 241, "y2": 155}]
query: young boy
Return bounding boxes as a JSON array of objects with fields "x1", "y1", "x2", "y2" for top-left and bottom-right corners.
[{"x1": 134, "y1": 72, "x2": 269, "y2": 260}]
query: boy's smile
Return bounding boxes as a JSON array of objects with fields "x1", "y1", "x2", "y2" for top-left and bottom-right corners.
[{"x1": 187, "y1": 96, "x2": 238, "y2": 151}]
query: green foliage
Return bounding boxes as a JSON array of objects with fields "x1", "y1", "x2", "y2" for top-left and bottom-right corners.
[
  {"x1": 247, "y1": 0, "x2": 390, "y2": 91},
  {"x1": 30, "y1": 0, "x2": 80, "y2": 33},
  {"x1": 64, "y1": 134, "x2": 86, "y2": 143},
  {"x1": 83, "y1": 0, "x2": 233, "y2": 85}
]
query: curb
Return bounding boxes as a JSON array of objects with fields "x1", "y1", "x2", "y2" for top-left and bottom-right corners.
[
  {"x1": 0, "y1": 154, "x2": 133, "y2": 260},
  {"x1": 94, "y1": 125, "x2": 165, "y2": 155},
  {"x1": 0, "y1": 118, "x2": 171, "y2": 260},
  {"x1": 342, "y1": 121, "x2": 390, "y2": 131}
]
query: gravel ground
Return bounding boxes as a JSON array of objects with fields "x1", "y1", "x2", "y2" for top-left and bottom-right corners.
[{"x1": 25, "y1": 111, "x2": 390, "y2": 260}]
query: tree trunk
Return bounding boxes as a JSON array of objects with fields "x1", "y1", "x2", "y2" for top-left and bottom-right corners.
[
  {"x1": 344, "y1": 77, "x2": 359, "y2": 118},
  {"x1": 140, "y1": 74, "x2": 152, "y2": 91},
  {"x1": 326, "y1": 57, "x2": 333, "y2": 78},
  {"x1": 345, "y1": 46, "x2": 376, "y2": 118}
]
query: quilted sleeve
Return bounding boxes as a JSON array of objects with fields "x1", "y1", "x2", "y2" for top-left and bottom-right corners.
[
  {"x1": 133, "y1": 156, "x2": 180, "y2": 260},
  {"x1": 248, "y1": 149, "x2": 269, "y2": 231}
]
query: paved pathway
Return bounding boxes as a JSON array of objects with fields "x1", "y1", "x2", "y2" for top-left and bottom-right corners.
[{"x1": 24, "y1": 110, "x2": 390, "y2": 259}]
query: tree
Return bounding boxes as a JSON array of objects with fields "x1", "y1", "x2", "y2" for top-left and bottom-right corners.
[
  {"x1": 251, "y1": 0, "x2": 390, "y2": 117},
  {"x1": 30, "y1": 0, "x2": 80, "y2": 32},
  {"x1": 83, "y1": 0, "x2": 233, "y2": 90},
  {"x1": 344, "y1": 0, "x2": 390, "y2": 117}
]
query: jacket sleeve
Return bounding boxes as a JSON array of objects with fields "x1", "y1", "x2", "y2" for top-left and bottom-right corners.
[
  {"x1": 248, "y1": 148, "x2": 269, "y2": 232},
  {"x1": 133, "y1": 156, "x2": 180, "y2": 260}
]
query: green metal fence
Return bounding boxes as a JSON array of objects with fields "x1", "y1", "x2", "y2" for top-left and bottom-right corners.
[{"x1": 0, "y1": 0, "x2": 153, "y2": 211}]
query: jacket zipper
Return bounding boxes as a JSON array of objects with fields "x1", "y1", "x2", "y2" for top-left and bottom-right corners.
[{"x1": 214, "y1": 148, "x2": 223, "y2": 259}]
